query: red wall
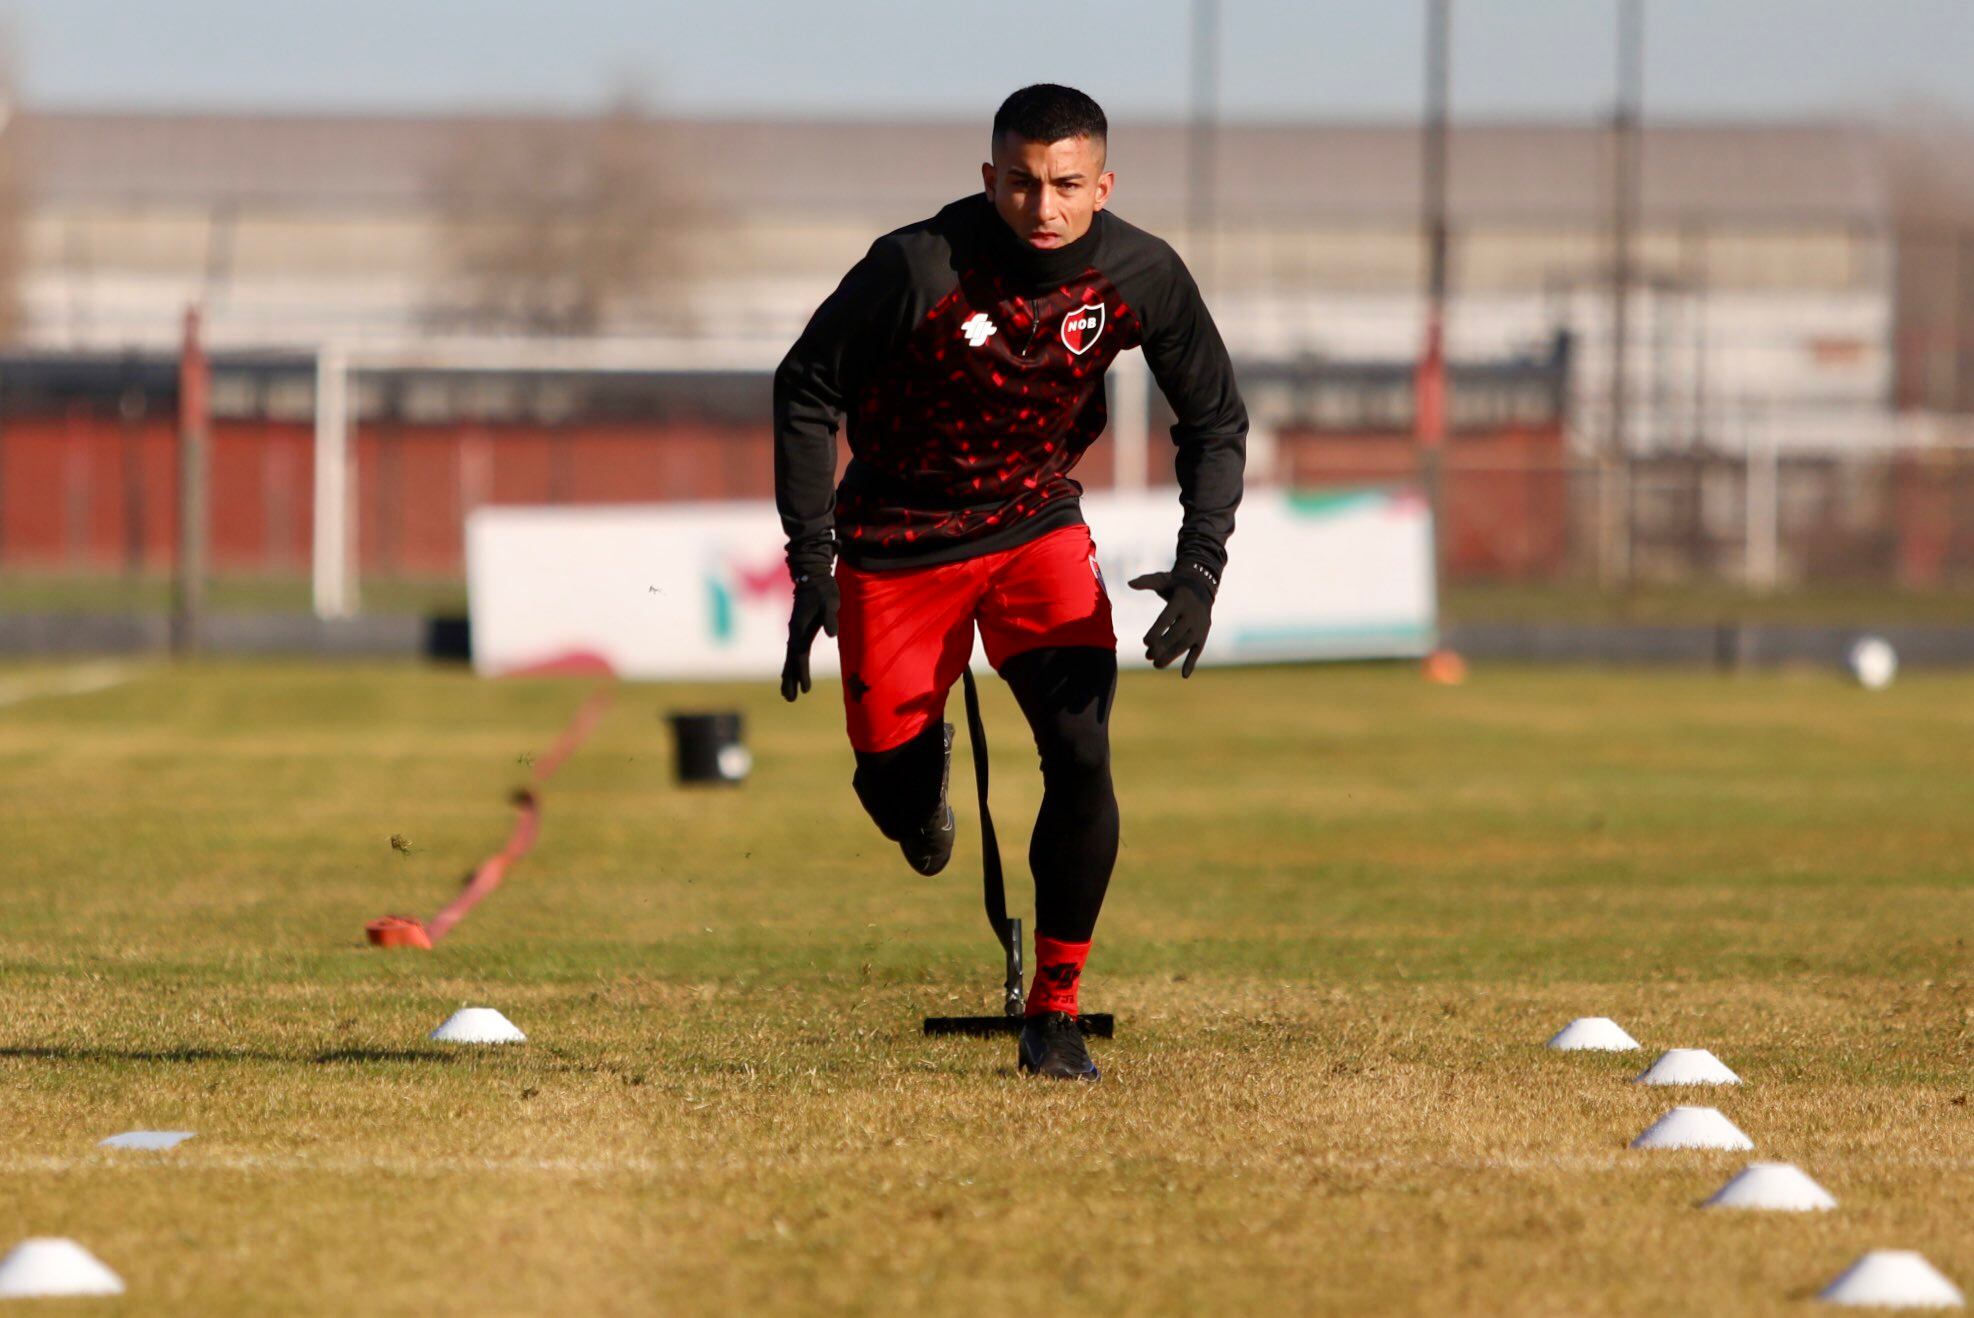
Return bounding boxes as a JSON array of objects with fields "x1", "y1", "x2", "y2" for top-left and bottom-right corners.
[
  {"x1": 5, "y1": 412, "x2": 1590, "y2": 581},
  {"x1": 1278, "y1": 422, "x2": 1573, "y2": 578},
  {"x1": 0, "y1": 417, "x2": 782, "y2": 576},
  {"x1": 1891, "y1": 450, "x2": 1974, "y2": 586}
]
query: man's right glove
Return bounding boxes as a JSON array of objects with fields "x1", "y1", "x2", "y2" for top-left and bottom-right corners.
[
  {"x1": 1127, "y1": 559, "x2": 1219, "y2": 678},
  {"x1": 779, "y1": 572, "x2": 840, "y2": 701}
]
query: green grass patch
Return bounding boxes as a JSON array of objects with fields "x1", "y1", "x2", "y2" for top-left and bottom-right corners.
[{"x1": 0, "y1": 661, "x2": 1970, "y2": 1313}]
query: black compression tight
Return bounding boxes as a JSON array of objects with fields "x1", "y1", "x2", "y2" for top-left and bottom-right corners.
[{"x1": 850, "y1": 645, "x2": 1119, "y2": 943}]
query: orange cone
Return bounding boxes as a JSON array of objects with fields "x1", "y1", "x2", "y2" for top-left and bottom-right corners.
[
  {"x1": 1422, "y1": 649, "x2": 1468, "y2": 685},
  {"x1": 364, "y1": 915, "x2": 433, "y2": 949}
]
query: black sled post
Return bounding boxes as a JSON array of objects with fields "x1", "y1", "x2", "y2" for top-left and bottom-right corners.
[{"x1": 921, "y1": 668, "x2": 1115, "y2": 1040}]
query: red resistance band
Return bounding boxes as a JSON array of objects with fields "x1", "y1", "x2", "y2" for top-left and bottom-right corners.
[{"x1": 366, "y1": 652, "x2": 617, "y2": 949}]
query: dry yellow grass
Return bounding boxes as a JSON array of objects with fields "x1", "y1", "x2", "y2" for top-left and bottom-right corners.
[{"x1": 0, "y1": 661, "x2": 1970, "y2": 1313}]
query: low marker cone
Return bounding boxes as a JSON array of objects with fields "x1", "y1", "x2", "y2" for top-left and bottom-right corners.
[
  {"x1": 429, "y1": 1007, "x2": 526, "y2": 1044},
  {"x1": 1630, "y1": 1106, "x2": 1753, "y2": 1151},
  {"x1": 100, "y1": 1130, "x2": 195, "y2": 1151},
  {"x1": 1704, "y1": 1163, "x2": 1836, "y2": 1211},
  {"x1": 1422, "y1": 649, "x2": 1468, "y2": 685},
  {"x1": 1635, "y1": 1048, "x2": 1740, "y2": 1086},
  {"x1": 366, "y1": 915, "x2": 433, "y2": 949},
  {"x1": 1546, "y1": 1017, "x2": 1640, "y2": 1051},
  {"x1": 1819, "y1": 1251, "x2": 1963, "y2": 1308},
  {"x1": 0, "y1": 1238, "x2": 125, "y2": 1298}
]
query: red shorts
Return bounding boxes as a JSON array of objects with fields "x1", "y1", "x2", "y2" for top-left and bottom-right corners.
[{"x1": 835, "y1": 525, "x2": 1116, "y2": 752}]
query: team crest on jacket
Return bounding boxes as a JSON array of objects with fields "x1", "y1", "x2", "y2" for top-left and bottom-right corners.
[{"x1": 1060, "y1": 303, "x2": 1105, "y2": 356}]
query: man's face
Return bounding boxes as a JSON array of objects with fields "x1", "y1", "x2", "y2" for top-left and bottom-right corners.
[{"x1": 981, "y1": 133, "x2": 1114, "y2": 250}]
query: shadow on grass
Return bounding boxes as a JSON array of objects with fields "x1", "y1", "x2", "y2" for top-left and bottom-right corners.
[
  {"x1": 0, "y1": 1045, "x2": 462, "y2": 1066},
  {"x1": 310, "y1": 1048, "x2": 462, "y2": 1065}
]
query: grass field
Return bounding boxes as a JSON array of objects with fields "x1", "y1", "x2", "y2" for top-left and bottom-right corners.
[
  {"x1": 2, "y1": 659, "x2": 1971, "y2": 1314},
  {"x1": 9, "y1": 568, "x2": 1974, "y2": 628}
]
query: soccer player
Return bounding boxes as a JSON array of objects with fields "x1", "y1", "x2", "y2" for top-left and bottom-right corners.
[{"x1": 773, "y1": 84, "x2": 1247, "y2": 1081}]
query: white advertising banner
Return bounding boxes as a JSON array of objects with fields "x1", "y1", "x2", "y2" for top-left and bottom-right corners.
[{"x1": 466, "y1": 488, "x2": 1436, "y2": 679}]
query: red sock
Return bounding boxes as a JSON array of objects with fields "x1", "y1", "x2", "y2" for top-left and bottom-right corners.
[{"x1": 1026, "y1": 935, "x2": 1092, "y2": 1017}]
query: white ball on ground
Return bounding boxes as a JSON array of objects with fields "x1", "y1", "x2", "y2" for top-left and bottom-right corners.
[{"x1": 1848, "y1": 636, "x2": 1897, "y2": 690}]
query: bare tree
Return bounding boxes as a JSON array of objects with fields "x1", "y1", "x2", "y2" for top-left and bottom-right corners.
[{"x1": 425, "y1": 95, "x2": 693, "y2": 336}]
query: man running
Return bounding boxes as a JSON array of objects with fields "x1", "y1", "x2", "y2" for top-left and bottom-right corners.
[{"x1": 774, "y1": 83, "x2": 1247, "y2": 1081}]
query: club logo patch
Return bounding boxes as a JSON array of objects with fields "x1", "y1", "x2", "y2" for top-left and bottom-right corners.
[{"x1": 1060, "y1": 303, "x2": 1105, "y2": 356}]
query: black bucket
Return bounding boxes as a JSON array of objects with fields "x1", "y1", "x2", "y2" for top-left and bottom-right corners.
[{"x1": 668, "y1": 711, "x2": 749, "y2": 786}]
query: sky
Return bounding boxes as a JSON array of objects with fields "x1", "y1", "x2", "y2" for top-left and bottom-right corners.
[{"x1": 3, "y1": 0, "x2": 1970, "y2": 123}]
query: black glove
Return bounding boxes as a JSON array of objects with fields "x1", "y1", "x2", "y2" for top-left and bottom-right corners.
[
  {"x1": 1127, "y1": 560, "x2": 1219, "y2": 677},
  {"x1": 779, "y1": 572, "x2": 840, "y2": 702}
]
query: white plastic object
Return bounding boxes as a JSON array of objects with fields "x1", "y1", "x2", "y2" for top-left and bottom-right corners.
[
  {"x1": 1848, "y1": 637, "x2": 1898, "y2": 691},
  {"x1": 1630, "y1": 1106, "x2": 1754, "y2": 1151},
  {"x1": 100, "y1": 1130, "x2": 195, "y2": 1151},
  {"x1": 0, "y1": 1238, "x2": 126, "y2": 1298},
  {"x1": 1546, "y1": 1017, "x2": 1640, "y2": 1051},
  {"x1": 1703, "y1": 1162, "x2": 1836, "y2": 1211},
  {"x1": 1635, "y1": 1048, "x2": 1740, "y2": 1086},
  {"x1": 1819, "y1": 1251, "x2": 1963, "y2": 1308},
  {"x1": 430, "y1": 1007, "x2": 526, "y2": 1044}
]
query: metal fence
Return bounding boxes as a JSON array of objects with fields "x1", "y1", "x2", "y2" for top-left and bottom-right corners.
[
  {"x1": 1434, "y1": 446, "x2": 1974, "y2": 589},
  {"x1": 4, "y1": 345, "x2": 1974, "y2": 601}
]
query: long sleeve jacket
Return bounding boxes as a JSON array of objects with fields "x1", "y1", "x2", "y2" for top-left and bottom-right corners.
[{"x1": 774, "y1": 193, "x2": 1247, "y2": 584}]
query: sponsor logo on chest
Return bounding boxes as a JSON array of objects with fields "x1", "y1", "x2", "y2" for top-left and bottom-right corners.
[{"x1": 959, "y1": 312, "x2": 998, "y2": 348}]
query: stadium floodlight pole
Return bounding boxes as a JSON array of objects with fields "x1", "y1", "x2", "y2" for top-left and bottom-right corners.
[
  {"x1": 1188, "y1": 0, "x2": 1220, "y2": 294},
  {"x1": 171, "y1": 304, "x2": 209, "y2": 655},
  {"x1": 1602, "y1": 0, "x2": 1643, "y2": 588},
  {"x1": 1416, "y1": 0, "x2": 1452, "y2": 597},
  {"x1": 312, "y1": 343, "x2": 357, "y2": 620}
]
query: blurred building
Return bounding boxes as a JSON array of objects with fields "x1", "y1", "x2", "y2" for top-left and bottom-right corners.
[
  {"x1": 1, "y1": 111, "x2": 1970, "y2": 587},
  {"x1": 7, "y1": 112, "x2": 1944, "y2": 446}
]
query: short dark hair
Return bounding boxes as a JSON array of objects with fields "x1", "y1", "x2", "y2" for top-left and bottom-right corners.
[{"x1": 992, "y1": 84, "x2": 1107, "y2": 152}]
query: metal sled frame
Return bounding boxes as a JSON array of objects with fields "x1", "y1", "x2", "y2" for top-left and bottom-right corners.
[{"x1": 920, "y1": 669, "x2": 1116, "y2": 1041}]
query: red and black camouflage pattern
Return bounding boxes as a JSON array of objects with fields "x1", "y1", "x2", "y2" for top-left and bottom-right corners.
[
  {"x1": 775, "y1": 193, "x2": 1246, "y2": 578},
  {"x1": 838, "y1": 267, "x2": 1142, "y2": 555}
]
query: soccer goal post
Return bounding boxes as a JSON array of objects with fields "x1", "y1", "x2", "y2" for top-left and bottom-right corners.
[{"x1": 306, "y1": 336, "x2": 785, "y2": 620}]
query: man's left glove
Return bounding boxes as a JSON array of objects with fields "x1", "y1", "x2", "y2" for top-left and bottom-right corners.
[
  {"x1": 779, "y1": 572, "x2": 840, "y2": 701},
  {"x1": 1127, "y1": 560, "x2": 1219, "y2": 678}
]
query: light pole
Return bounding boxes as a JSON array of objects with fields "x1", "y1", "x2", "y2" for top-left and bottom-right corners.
[
  {"x1": 1188, "y1": 0, "x2": 1220, "y2": 293},
  {"x1": 1417, "y1": 0, "x2": 1452, "y2": 594},
  {"x1": 1603, "y1": 0, "x2": 1644, "y2": 587},
  {"x1": 172, "y1": 305, "x2": 209, "y2": 655}
]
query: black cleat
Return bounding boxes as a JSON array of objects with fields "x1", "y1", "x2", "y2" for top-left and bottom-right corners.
[
  {"x1": 899, "y1": 722, "x2": 956, "y2": 876},
  {"x1": 1018, "y1": 1011, "x2": 1101, "y2": 1081}
]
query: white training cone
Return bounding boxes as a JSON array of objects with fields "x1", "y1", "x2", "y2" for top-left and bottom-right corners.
[
  {"x1": 1547, "y1": 1017, "x2": 1640, "y2": 1051},
  {"x1": 1630, "y1": 1106, "x2": 1754, "y2": 1151},
  {"x1": 1704, "y1": 1162, "x2": 1836, "y2": 1211},
  {"x1": 429, "y1": 1008, "x2": 526, "y2": 1044},
  {"x1": 100, "y1": 1130, "x2": 195, "y2": 1151},
  {"x1": 1819, "y1": 1251, "x2": 1964, "y2": 1308},
  {"x1": 1635, "y1": 1048, "x2": 1740, "y2": 1086},
  {"x1": 0, "y1": 1238, "x2": 126, "y2": 1298}
]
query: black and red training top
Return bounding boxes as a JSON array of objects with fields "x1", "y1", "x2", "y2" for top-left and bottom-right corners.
[{"x1": 773, "y1": 193, "x2": 1247, "y2": 584}]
